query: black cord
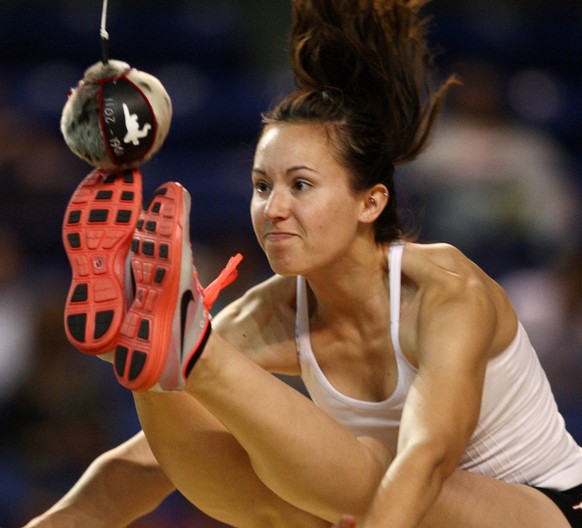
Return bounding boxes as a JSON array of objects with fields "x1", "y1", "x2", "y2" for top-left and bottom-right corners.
[{"x1": 100, "y1": 0, "x2": 109, "y2": 64}]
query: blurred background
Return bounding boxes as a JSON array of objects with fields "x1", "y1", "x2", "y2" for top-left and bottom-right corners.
[{"x1": 0, "y1": 0, "x2": 580, "y2": 526}]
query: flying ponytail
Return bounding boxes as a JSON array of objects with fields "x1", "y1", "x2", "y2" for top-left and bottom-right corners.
[{"x1": 263, "y1": 0, "x2": 457, "y2": 242}]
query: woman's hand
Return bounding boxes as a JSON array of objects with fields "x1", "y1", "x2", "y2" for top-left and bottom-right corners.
[{"x1": 332, "y1": 514, "x2": 357, "y2": 528}]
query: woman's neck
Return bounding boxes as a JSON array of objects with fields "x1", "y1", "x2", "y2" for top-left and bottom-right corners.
[{"x1": 304, "y1": 242, "x2": 391, "y2": 328}]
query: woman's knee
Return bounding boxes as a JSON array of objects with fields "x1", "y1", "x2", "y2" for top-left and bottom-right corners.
[{"x1": 357, "y1": 436, "x2": 394, "y2": 472}]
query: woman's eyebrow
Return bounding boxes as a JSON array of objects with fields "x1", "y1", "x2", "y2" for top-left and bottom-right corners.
[
  {"x1": 252, "y1": 165, "x2": 319, "y2": 175},
  {"x1": 287, "y1": 165, "x2": 319, "y2": 174}
]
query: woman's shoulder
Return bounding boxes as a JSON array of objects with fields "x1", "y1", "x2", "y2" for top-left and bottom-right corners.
[
  {"x1": 401, "y1": 241, "x2": 513, "y2": 327},
  {"x1": 217, "y1": 274, "x2": 296, "y2": 317},
  {"x1": 403, "y1": 241, "x2": 491, "y2": 287},
  {"x1": 401, "y1": 241, "x2": 518, "y2": 354},
  {"x1": 212, "y1": 275, "x2": 299, "y2": 372}
]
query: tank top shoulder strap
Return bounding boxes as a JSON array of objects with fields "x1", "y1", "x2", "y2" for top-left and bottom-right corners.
[
  {"x1": 389, "y1": 241, "x2": 405, "y2": 357},
  {"x1": 296, "y1": 275, "x2": 308, "y2": 338}
]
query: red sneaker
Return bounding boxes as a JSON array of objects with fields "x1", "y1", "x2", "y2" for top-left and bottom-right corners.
[
  {"x1": 114, "y1": 182, "x2": 242, "y2": 391},
  {"x1": 62, "y1": 168, "x2": 142, "y2": 356}
]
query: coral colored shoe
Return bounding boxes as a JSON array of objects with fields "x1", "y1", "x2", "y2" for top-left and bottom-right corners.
[
  {"x1": 114, "y1": 182, "x2": 242, "y2": 391},
  {"x1": 63, "y1": 168, "x2": 142, "y2": 356}
]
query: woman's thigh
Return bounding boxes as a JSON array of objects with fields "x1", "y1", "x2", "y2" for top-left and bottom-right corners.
[
  {"x1": 423, "y1": 470, "x2": 571, "y2": 528},
  {"x1": 357, "y1": 436, "x2": 570, "y2": 528}
]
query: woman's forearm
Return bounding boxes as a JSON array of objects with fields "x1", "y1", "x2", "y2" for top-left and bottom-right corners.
[
  {"x1": 363, "y1": 444, "x2": 449, "y2": 528},
  {"x1": 24, "y1": 431, "x2": 175, "y2": 528}
]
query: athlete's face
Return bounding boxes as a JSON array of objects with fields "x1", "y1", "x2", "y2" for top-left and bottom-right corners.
[{"x1": 251, "y1": 123, "x2": 366, "y2": 276}]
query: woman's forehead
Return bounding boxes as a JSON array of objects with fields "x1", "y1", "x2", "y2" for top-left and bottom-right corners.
[{"x1": 255, "y1": 123, "x2": 334, "y2": 164}]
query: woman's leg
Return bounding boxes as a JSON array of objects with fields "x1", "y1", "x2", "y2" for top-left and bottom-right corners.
[
  {"x1": 133, "y1": 390, "x2": 330, "y2": 528},
  {"x1": 176, "y1": 333, "x2": 571, "y2": 527},
  {"x1": 184, "y1": 333, "x2": 385, "y2": 522},
  {"x1": 417, "y1": 469, "x2": 570, "y2": 528},
  {"x1": 334, "y1": 476, "x2": 569, "y2": 528}
]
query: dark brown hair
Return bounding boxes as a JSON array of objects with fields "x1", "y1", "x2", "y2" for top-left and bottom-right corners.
[{"x1": 262, "y1": 0, "x2": 457, "y2": 242}]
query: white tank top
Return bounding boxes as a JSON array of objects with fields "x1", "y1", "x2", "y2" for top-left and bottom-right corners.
[{"x1": 296, "y1": 242, "x2": 582, "y2": 490}]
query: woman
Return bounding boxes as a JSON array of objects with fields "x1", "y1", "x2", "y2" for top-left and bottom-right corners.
[{"x1": 27, "y1": 0, "x2": 582, "y2": 527}]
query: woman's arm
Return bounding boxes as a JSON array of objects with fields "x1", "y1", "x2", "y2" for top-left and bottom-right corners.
[
  {"x1": 23, "y1": 431, "x2": 175, "y2": 528},
  {"x1": 363, "y1": 263, "x2": 501, "y2": 527}
]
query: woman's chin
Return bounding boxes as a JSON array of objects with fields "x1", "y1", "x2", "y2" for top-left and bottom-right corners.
[{"x1": 266, "y1": 257, "x2": 302, "y2": 277}]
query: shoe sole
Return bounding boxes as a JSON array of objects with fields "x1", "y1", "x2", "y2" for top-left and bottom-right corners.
[
  {"x1": 114, "y1": 182, "x2": 190, "y2": 391},
  {"x1": 63, "y1": 168, "x2": 142, "y2": 355}
]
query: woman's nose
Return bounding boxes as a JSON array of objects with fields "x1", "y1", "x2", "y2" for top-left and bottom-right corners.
[{"x1": 264, "y1": 188, "x2": 290, "y2": 220}]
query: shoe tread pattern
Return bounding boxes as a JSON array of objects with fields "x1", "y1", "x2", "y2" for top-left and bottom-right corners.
[{"x1": 63, "y1": 168, "x2": 142, "y2": 355}]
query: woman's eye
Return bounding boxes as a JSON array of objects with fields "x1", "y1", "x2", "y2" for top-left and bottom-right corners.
[
  {"x1": 293, "y1": 180, "x2": 311, "y2": 191},
  {"x1": 254, "y1": 181, "x2": 270, "y2": 193}
]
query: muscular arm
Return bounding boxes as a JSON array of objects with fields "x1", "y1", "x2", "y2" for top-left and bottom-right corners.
[
  {"x1": 364, "y1": 247, "x2": 512, "y2": 527},
  {"x1": 24, "y1": 431, "x2": 174, "y2": 528}
]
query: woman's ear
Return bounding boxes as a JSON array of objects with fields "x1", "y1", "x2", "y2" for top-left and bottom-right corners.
[{"x1": 359, "y1": 184, "x2": 389, "y2": 223}]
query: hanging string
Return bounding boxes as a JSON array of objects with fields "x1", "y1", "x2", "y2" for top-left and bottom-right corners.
[{"x1": 100, "y1": 0, "x2": 110, "y2": 64}]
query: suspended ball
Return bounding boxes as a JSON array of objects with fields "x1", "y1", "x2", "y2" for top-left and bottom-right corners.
[{"x1": 61, "y1": 60, "x2": 172, "y2": 170}]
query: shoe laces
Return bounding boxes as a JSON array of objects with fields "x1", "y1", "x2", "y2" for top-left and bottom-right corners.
[{"x1": 202, "y1": 253, "x2": 244, "y2": 311}]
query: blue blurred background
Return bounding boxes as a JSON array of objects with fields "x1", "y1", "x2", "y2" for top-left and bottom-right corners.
[{"x1": 0, "y1": 1, "x2": 580, "y2": 526}]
